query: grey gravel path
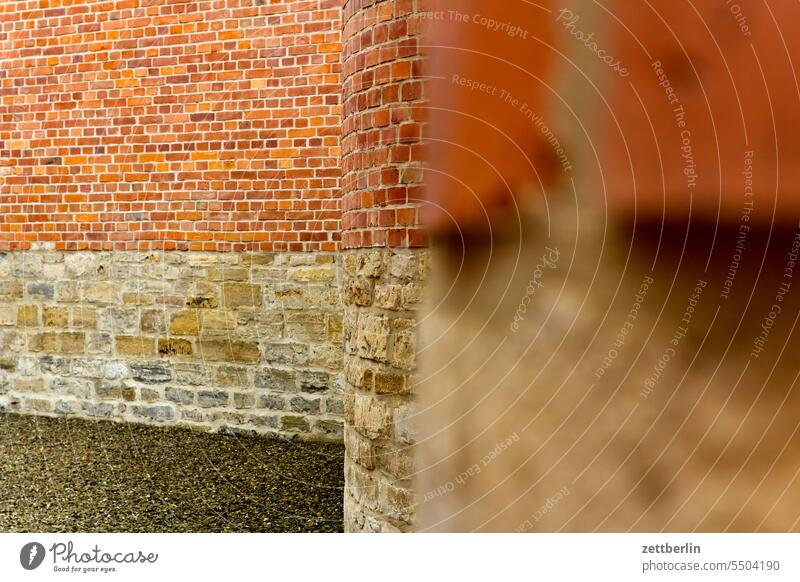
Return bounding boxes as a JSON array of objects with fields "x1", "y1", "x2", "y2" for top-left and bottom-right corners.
[{"x1": 0, "y1": 413, "x2": 344, "y2": 532}]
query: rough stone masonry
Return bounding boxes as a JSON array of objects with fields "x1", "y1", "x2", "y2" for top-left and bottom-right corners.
[{"x1": 0, "y1": 249, "x2": 344, "y2": 440}]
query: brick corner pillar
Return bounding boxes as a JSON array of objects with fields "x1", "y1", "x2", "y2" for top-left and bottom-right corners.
[{"x1": 340, "y1": 0, "x2": 427, "y2": 532}]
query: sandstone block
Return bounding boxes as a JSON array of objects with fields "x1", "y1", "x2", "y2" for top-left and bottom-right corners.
[
  {"x1": 117, "y1": 336, "x2": 155, "y2": 357},
  {"x1": 18, "y1": 305, "x2": 39, "y2": 327},
  {"x1": 43, "y1": 306, "x2": 69, "y2": 328},
  {"x1": 198, "y1": 339, "x2": 260, "y2": 363},
  {"x1": 158, "y1": 338, "x2": 193, "y2": 356},
  {"x1": 222, "y1": 283, "x2": 262, "y2": 307},
  {"x1": 356, "y1": 313, "x2": 389, "y2": 361},
  {"x1": 353, "y1": 391, "x2": 392, "y2": 440},
  {"x1": 140, "y1": 309, "x2": 166, "y2": 333},
  {"x1": 170, "y1": 310, "x2": 201, "y2": 335},
  {"x1": 59, "y1": 332, "x2": 85, "y2": 354}
]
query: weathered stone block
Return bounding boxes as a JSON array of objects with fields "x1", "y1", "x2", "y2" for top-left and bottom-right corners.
[
  {"x1": 198, "y1": 339, "x2": 260, "y2": 363},
  {"x1": 263, "y1": 342, "x2": 308, "y2": 365},
  {"x1": 315, "y1": 419, "x2": 344, "y2": 438},
  {"x1": 69, "y1": 358, "x2": 105, "y2": 378},
  {"x1": 0, "y1": 281, "x2": 22, "y2": 301},
  {"x1": 72, "y1": 307, "x2": 97, "y2": 329},
  {"x1": 391, "y1": 330, "x2": 417, "y2": 370},
  {"x1": 345, "y1": 426, "x2": 376, "y2": 470},
  {"x1": 82, "y1": 281, "x2": 119, "y2": 303},
  {"x1": 83, "y1": 402, "x2": 116, "y2": 418},
  {"x1": 59, "y1": 332, "x2": 85, "y2": 354},
  {"x1": 374, "y1": 371, "x2": 406, "y2": 394},
  {"x1": 40, "y1": 356, "x2": 69, "y2": 375},
  {"x1": 132, "y1": 404, "x2": 174, "y2": 422},
  {"x1": 249, "y1": 414, "x2": 279, "y2": 428},
  {"x1": 117, "y1": 336, "x2": 155, "y2": 357},
  {"x1": 173, "y1": 363, "x2": 209, "y2": 386},
  {"x1": 374, "y1": 284, "x2": 402, "y2": 309},
  {"x1": 65, "y1": 253, "x2": 99, "y2": 278},
  {"x1": 170, "y1": 310, "x2": 200, "y2": 335},
  {"x1": 0, "y1": 305, "x2": 15, "y2": 326},
  {"x1": 222, "y1": 282, "x2": 262, "y2": 307},
  {"x1": 358, "y1": 250, "x2": 384, "y2": 277},
  {"x1": 197, "y1": 389, "x2": 228, "y2": 408},
  {"x1": 327, "y1": 313, "x2": 343, "y2": 345},
  {"x1": 131, "y1": 362, "x2": 172, "y2": 384},
  {"x1": 254, "y1": 367, "x2": 296, "y2": 392},
  {"x1": 43, "y1": 306, "x2": 69, "y2": 328},
  {"x1": 49, "y1": 377, "x2": 93, "y2": 398},
  {"x1": 200, "y1": 310, "x2": 237, "y2": 335},
  {"x1": 14, "y1": 378, "x2": 44, "y2": 392},
  {"x1": 98, "y1": 307, "x2": 139, "y2": 333},
  {"x1": 165, "y1": 387, "x2": 194, "y2": 404},
  {"x1": 86, "y1": 332, "x2": 112, "y2": 354},
  {"x1": 140, "y1": 387, "x2": 161, "y2": 402},
  {"x1": 158, "y1": 338, "x2": 193, "y2": 356},
  {"x1": 27, "y1": 282, "x2": 54, "y2": 300},
  {"x1": 281, "y1": 415, "x2": 310, "y2": 432},
  {"x1": 29, "y1": 332, "x2": 57, "y2": 352},
  {"x1": 207, "y1": 267, "x2": 248, "y2": 282},
  {"x1": 57, "y1": 281, "x2": 80, "y2": 303},
  {"x1": 345, "y1": 279, "x2": 372, "y2": 306},
  {"x1": 96, "y1": 381, "x2": 136, "y2": 401},
  {"x1": 290, "y1": 266, "x2": 335, "y2": 282},
  {"x1": 299, "y1": 370, "x2": 333, "y2": 392},
  {"x1": 356, "y1": 313, "x2": 389, "y2": 361},
  {"x1": 186, "y1": 295, "x2": 218, "y2": 309},
  {"x1": 233, "y1": 392, "x2": 255, "y2": 409},
  {"x1": 353, "y1": 392, "x2": 392, "y2": 440},
  {"x1": 286, "y1": 312, "x2": 326, "y2": 342},
  {"x1": 18, "y1": 305, "x2": 39, "y2": 327},
  {"x1": 140, "y1": 309, "x2": 166, "y2": 333},
  {"x1": 216, "y1": 365, "x2": 249, "y2": 387},
  {"x1": 289, "y1": 395, "x2": 321, "y2": 414},
  {"x1": 257, "y1": 394, "x2": 285, "y2": 410}
]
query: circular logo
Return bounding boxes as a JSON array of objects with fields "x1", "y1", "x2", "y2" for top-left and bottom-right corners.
[{"x1": 20, "y1": 542, "x2": 46, "y2": 570}]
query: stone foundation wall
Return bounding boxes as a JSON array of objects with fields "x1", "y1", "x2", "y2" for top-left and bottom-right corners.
[
  {"x1": 342, "y1": 247, "x2": 427, "y2": 532},
  {"x1": 0, "y1": 249, "x2": 344, "y2": 441}
]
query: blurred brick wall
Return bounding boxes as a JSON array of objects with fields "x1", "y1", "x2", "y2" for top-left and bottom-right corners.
[{"x1": 0, "y1": 0, "x2": 342, "y2": 252}]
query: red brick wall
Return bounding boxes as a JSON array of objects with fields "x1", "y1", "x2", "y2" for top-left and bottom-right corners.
[
  {"x1": 340, "y1": 0, "x2": 426, "y2": 249},
  {"x1": 0, "y1": 0, "x2": 342, "y2": 252}
]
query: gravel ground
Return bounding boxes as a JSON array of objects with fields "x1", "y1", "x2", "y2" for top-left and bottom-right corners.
[{"x1": 0, "y1": 413, "x2": 344, "y2": 532}]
